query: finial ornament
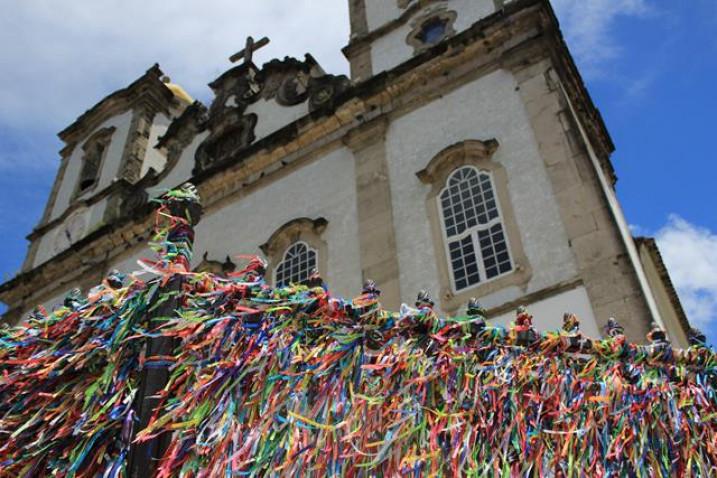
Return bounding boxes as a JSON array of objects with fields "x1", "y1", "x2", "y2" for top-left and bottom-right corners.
[
  {"x1": 467, "y1": 298, "x2": 485, "y2": 317},
  {"x1": 561, "y1": 312, "x2": 592, "y2": 351},
  {"x1": 646, "y1": 321, "x2": 668, "y2": 346},
  {"x1": 415, "y1": 290, "x2": 435, "y2": 309},
  {"x1": 64, "y1": 288, "x2": 86, "y2": 311},
  {"x1": 105, "y1": 269, "x2": 126, "y2": 290},
  {"x1": 562, "y1": 312, "x2": 580, "y2": 334},
  {"x1": 304, "y1": 268, "x2": 326, "y2": 290},
  {"x1": 605, "y1": 317, "x2": 624, "y2": 338},
  {"x1": 688, "y1": 327, "x2": 707, "y2": 348},
  {"x1": 514, "y1": 306, "x2": 537, "y2": 345},
  {"x1": 362, "y1": 279, "x2": 381, "y2": 297},
  {"x1": 244, "y1": 257, "x2": 267, "y2": 281},
  {"x1": 466, "y1": 298, "x2": 486, "y2": 332}
]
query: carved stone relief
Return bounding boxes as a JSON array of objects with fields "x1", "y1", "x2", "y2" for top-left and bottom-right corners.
[
  {"x1": 193, "y1": 56, "x2": 350, "y2": 175},
  {"x1": 260, "y1": 61, "x2": 312, "y2": 107},
  {"x1": 195, "y1": 114, "x2": 257, "y2": 173},
  {"x1": 308, "y1": 75, "x2": 351, "y2": 113}
]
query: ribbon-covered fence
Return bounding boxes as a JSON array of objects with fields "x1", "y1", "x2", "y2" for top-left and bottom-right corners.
[{"x1": 1, "y1": 184, "x2": 715, "y2": 477}]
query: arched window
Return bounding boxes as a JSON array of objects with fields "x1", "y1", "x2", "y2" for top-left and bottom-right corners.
[
  {"x1": 439, "y1": 166, "x2": 512, "y2": 292},
  {"x1": 417, "y1": 140, "x2": 531, "y2": 312},
  {"x1": 274, "y1": 241, "x2": 318, "y2": 288},
  {"x1": 75, "y1": 126, "x2": 115, "y2": 198}
]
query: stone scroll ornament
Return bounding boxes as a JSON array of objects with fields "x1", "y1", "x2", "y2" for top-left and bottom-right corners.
[{"x1": 0, "y1": 184, "x2": 716, "y2": 477}]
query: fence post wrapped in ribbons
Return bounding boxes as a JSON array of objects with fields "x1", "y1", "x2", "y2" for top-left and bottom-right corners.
[
  {"x1": 0, "y1": 183, "x2": 715, "y2": 477},
  {"x1": 128, "y1": 184, "x2": 202, "y2": 478}
]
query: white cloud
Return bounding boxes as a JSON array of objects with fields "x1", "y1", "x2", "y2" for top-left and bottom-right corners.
[
  {"x1": 0, "y1": 1, "x2": 350, "y2": 133},
  {"x1": 0, "y1": 0, "x2": 655, "y2": 143},
  {"x1": 655, "y1": 215, "x2": 717, "y2": 331},
  {"x1": 550, "y1": 0, "x2": 650, "y2": 76}
]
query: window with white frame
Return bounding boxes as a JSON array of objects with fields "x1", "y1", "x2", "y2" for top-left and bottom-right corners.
[
  {"x1": 439, "y1": 166, "x2": 512, "y2": 292},
  {"x1": 274, "y1": 241, "x2": 318, "y2": 288}
]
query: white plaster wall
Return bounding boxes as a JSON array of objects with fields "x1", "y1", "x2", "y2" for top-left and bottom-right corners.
[
  {"x1": 195, "y1": 147, "x2": 362, "y2": 299},
  {"x1": 39, "y1": 289, "x2": 74, "y2": 315},
  {"x1": 365, "y1": 0, "x2": 401, "y2": 32},
  {"x1": 33, "y1": 224, "x2": 64, "y2": 268},
  {"x1": 385, "y1": 69, "x2": 578, "y2": 309},
  {"x1": 108, "y1": 244, "x2": 158, "y2": 280},
  {"x1": 491, "y1": 286, "x2": 601, "y2": 338},
  {"x1": 245, "y1": 100, "x2": 309, "y2": 142},
  {"x1": 51, "y1": 110, "x2": 134, "y2": 221},
  {"x1": 371, "y1": 30, "x2": 414, "y2": 75},
  {"x1": 86, "y1": 197, "x2": 109, "y2": 231},
  {"x1": 142, "y1": 113, "x2": 171, "y2": 177},
  {"x1": 33, "y1": 200, "x2": 108, "y2": 267},
  {"x1": 368, "y1": 0, "x2": 496, "y2": 74}
]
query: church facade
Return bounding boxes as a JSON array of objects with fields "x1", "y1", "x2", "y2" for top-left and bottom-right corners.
[{"x1": 0, "y1": 0, "x2": 691, "y2": 345}]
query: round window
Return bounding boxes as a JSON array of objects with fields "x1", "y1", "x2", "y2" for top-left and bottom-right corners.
[{"x1": 419, "y1": 18, "x2": 449, "y2": 45}]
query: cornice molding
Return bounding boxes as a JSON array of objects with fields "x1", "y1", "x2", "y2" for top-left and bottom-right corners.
[{"x1": 58, "y1": 64, "x2": 175, "y2": 145}]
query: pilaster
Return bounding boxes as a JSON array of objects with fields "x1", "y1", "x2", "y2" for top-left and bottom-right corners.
[
  {"x1": 344, "y1": 0, "x2": 373, "y2": 82},
  {"x1": 512, "y1": 58, "x2": 652, "y2": 342},
  {"x1": 344, "y1": 118, "x2": 401, "y2": 310},
  {"x1": 118, "y1": 106, "x2": 156, "y2": 183},
  {"x1": 22, "y1": 147, "x2": 74, "y2": 272}
]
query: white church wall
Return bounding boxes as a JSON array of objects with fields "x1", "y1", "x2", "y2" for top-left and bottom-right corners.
[
  {"x1": 386, "y1": 69, "x2": 578, "y2": 310},
  {"x1": 141, "y1": 113, "x2": 171, "y2": 177},
  {"x1": 33, "y1": 225, "x2": 60, "y2": 268},
  {"x1": 365, "y1": 0, "x2": 401, "y2": 32},
  {"x1": 371, "y1": 31, "x2": 414, "y2": 76},
  {"x1": 490, "y1": 285, "x2": 601, "y2": 338},
  {"x1": 108, "y1": 245, "x2": 157, "y2": 279},
  {"x1": 86, "y1": 199, "x2": 109, "y2": 233},
  {"x1": 38, "y1": 289, "x2": 74, "y2": 316},
  {"x1": 33, "y1": 200, "x2": 107, "y2": 268},
  {"x1": 369, "y1": 0, "x2": 497, "y2": 75},
  {"x1": 245, "y1": 99, "x2": 309, "y2": 143},
  {"x1": 50, "y1": 110, "x2": 134, "y2": 222},
  {"x1": 194, "y1": 147, "x2": 363, "y2": 299}
]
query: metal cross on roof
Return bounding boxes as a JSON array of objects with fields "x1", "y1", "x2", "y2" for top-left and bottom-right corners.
[{"x1": 229, "y1": 36, "x2": 270, "y2": 65}]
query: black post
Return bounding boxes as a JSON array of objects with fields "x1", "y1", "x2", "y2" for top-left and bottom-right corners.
[
  {"x1": 127, "y1": 184, "x2": 202, "y2": 477},
  {"x1": 128, "y1": 278, "x2": 181, "y2": 477}
]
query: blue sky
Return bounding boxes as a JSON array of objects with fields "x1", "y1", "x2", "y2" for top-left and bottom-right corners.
[{"x1": 0, "y1": 0, "x2": 715, "y2": 344}]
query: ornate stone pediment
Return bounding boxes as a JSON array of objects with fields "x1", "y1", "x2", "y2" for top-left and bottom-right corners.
[
  {"x1": 259, "y1": 56, "x2": 317, "y2": 106},
  {"x1": 191, "y1": 64, "x2": 261, "y2": 174},
  {"x1": 307, "y1": 74, "x2": 351, "y2": 113},
  {"x1": 192, "y1": 55, "x2": 350, "y2": 175},
  {"x1": 195, "y1": 113, "x2": 257, "y2": 174},
  {"x1": 259, "y1": 55, "x2": 350, "y2": 112}
]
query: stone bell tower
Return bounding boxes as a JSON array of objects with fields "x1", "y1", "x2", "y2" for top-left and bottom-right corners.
[{"x1": 344, "y1": 0, "x2": 510, "y2": 81}]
